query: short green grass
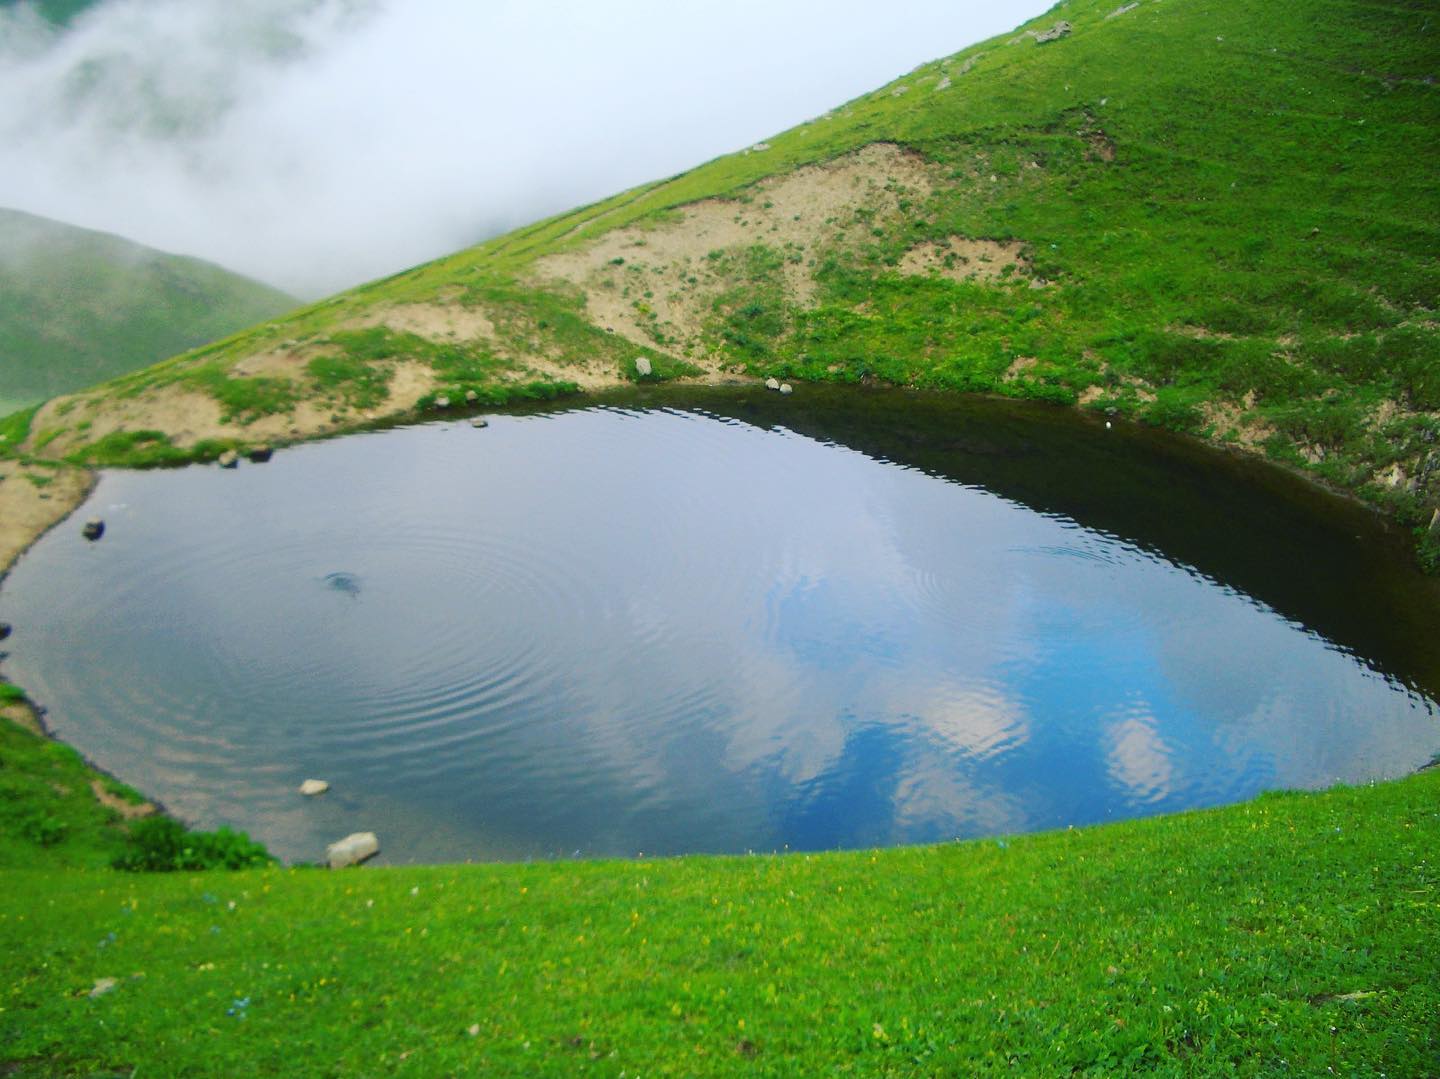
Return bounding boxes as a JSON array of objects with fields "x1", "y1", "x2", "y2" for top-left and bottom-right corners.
[
  {"x1": 0, "y1": 767, "x2": 1435, "y2": 1076},
  {"x1": 62, "y1": 430, "x2": 237, "y2": 469},
  {"x1": 0, "y1": 712, "x2": 145, "y2": 869}
]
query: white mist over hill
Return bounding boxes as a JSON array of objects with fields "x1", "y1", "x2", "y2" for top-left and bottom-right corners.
[{"x1": 0, "y1": 0, "x2": 1049, "y2": 297}]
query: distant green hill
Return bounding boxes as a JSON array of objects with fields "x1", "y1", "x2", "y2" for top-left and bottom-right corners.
[
  {"x1": 0, "y1": 0, "x2": 97, "y2": 25},
  {"x1": 0, "y1": 209, "x2": 295, "y2": 416}
]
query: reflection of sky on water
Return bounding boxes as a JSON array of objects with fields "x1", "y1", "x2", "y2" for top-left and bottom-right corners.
[{"x1": 1, "y1": 406, "x2": 1436, "y2": 863}]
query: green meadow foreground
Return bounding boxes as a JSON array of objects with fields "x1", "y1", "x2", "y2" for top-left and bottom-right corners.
[{"x1": 1, "y1": 738, "x2": 1436, "y2": 1076}]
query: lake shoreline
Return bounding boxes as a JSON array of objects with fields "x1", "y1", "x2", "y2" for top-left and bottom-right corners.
[{"x1": 5, "y1": 386, "x2": 1439, "y2": 865}]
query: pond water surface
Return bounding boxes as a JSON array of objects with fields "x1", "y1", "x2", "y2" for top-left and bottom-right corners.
[{"x1": 3, "y1": 387, "x2": 1438, "y2": 864}]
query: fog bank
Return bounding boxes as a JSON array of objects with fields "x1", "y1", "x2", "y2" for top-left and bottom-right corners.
[{"x1": 0, "y1": 0, "x2": 1049, "y2": 297}]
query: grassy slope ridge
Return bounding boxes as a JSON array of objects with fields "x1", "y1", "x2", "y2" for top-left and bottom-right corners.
[
  {"x1": 0, "y1": 768, "x2": 1435, "y2": 1075},
  {"x1": 15, "y1": 0, "x2": 1439, "y2": 554},
  {"x1": 0, "y1": 208, "x2": 296, "y2": 415}
]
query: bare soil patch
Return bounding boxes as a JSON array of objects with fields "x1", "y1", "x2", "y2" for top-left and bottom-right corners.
[
  {"x1": 90, "y1": 778, "x2": 156, "y2": 821},
  {"x1": 900, "y1": 237, "x2": 1037, "y2": 285},
  {"x1": 0, "y1": 701, "x2": 45, "y2": 736},
  {"x1": 28, "y1": 360, "x2": 440, "y2": 460},
  {"x1": 346, "y1": 303, "x2": 498, "y2": 342},
  {"x1": 0, "y1": 462, "x2": 95, "y2": 578},
  {"x1": 1200, "y1": 393, "x2": 1274, "y2": 451},
  {"x1": 533, "y1": 144, "x2": 941, "y2": 358}
]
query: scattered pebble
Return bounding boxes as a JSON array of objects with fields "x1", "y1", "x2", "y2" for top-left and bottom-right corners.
[
  {"x1": 217, "y1": 450, "x2": 239, "y2": 469},
  {"x1": 465, "y1": 389, "x2": 479, "y2": 404},
  {"x1": 467, "y1": 1024, "x2": 481, "y2": 1037},
  {"x1": 89, "y1": 977, "x2": 117, "y2": 999},
  {"x1": 435, "y1": 395, "x2": 451, "y2": 410},
  {"x1": 779, "y1": 383, "x2": 793, "y2": 395},
  {"x1": 82, "y1": 518, "x2": 105, "y2": 541},
  {"x1": 635, "y1": 356, "x2": 653, "y2": 377},
  {"x1": 764, "y1": 378, "x2": 781, "y2": 391},
  {"x1": 299, "y1": 779, "x2": 330, "y2": 797},
  {"x1": 248, "y1": 446, "x2": 274, "y2": 464},
  {"x1": 471, "y1": 418, "x2": 489, "y2": 429}
]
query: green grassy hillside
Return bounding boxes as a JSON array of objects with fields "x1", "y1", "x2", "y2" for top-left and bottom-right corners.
[
  {"x1": 15, "y1": 0, "x2": 1438, "y2": 556},
  {"x1": 0, "y1": 208, "x2": 295, "y2": 416}
]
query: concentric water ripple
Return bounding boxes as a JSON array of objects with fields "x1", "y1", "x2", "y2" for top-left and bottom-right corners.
[{"x1": 2, "y1": 392, "x2": 1439, "y2": 864}]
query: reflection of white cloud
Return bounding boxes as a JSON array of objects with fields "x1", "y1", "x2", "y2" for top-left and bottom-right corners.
[
  {"x1": 914, "y1": 684, "x2": 1029, "y2": 761},
  {"x1": 891, "y1": 757, "x2": 1025, "y2": 838},
  {"x1": 1104, "y1": 704, "x2": 1175, "y2": 803}
]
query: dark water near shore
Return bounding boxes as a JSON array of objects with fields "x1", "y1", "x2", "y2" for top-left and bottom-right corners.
[{"x1": 3, "y1": 386, "x2": 1438, "y2": 864}]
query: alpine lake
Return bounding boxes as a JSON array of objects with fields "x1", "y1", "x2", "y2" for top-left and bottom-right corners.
[{"x1": 3, "y1": 385, "x2": 1438, "y2": 865}]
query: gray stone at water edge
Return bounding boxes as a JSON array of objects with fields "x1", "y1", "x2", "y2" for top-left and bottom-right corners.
[
  {"x1": 635, "y1": 356, "x2": 653, "y2": 377},
  {"x1": 82, "y1": 518, "x2": 104, "y2": 541},
  {"x1": 218, "y1": 450, "x2": 239, "y2": 469},
  {"x1": 471, "y1": 418, "x2": 489, "y2": 429},
  {"x1": 326, "y1": 831, "x2": 379, "y2": 868},
  {"x1": 435, "y1": 396, "x2": 451, "y2": 410},
  {"x1": 299, "y1": 779, "x2": 330, "y2": 796},
  {"x1": 765, "y1": 378, "x2": 781, "y2": 391},
  {"x1": 779, "y1": 383, "x2": 793, "y2": 395},
  {"x1": 248, "y1": 446, "x2": 274, "y2": 464},
  {"x1": 0, "y1": 622, "x2": 10, "y2": 641}
]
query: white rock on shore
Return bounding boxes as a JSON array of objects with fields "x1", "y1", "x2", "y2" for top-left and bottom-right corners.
[
  {"x1": 299, "y1": 779, "x2": 330, "y2": 796},
  {"x1": 326, "y1": 831, "x2": 379, "y2": 869}
]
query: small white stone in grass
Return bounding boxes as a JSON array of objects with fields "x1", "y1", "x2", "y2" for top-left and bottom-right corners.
[
  {"x1": 299, "y1": 779, "x2": 329, "y2": 796},
  {"x1": 765, "y1": 378, "x2": 780, "y2": 391},
  {"x1": 635, "y1": 356, "x2": 653, "y2": 377},
  {"x1": 1106, "y1": 421, "x2": 1113, "y2": 429},
  {"x1": 467, "y1": 1024, "x2": 481, "y2": 1037},
  {"x1": 89, "y1": 977, "x2": 117, "y2": 998},
  {"x1": 779, "y1": 383, "x2": 793, "y2": 395}
]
